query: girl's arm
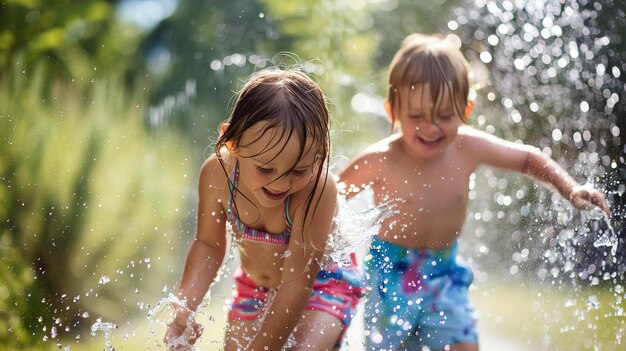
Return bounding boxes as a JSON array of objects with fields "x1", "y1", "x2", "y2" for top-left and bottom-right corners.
[
  {"x1": 165, "y1": 157, "x2": 228, "y2": 344},
  {"x1": 464, "y1": 128, "x2": 610, "y2": 215},
  {"x1": 246, "y1": 172, "x2": 338, "y2": 350}
]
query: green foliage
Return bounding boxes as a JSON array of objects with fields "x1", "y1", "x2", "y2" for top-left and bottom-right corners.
[
  {"x1": 0, "y1": 0, "x2": 145, "y2": 83},
  {"x1": 0, "y1": 231, "x2": 40, "y2": 348},
  {"x1": 259, "y1": 0, "x2": 383, "y2": 154},
  {"x1": 0, "y1": 60, "x2": 192, "y2": 345}
]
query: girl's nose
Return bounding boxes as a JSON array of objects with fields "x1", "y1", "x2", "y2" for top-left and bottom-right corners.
[{"x1": 271, "y1": 174, "x2": 292, "y2": 190}]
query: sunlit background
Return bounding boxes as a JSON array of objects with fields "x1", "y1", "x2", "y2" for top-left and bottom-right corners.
[{"x1": 1, "y1": 0, "x2": 624, "y2": 350}]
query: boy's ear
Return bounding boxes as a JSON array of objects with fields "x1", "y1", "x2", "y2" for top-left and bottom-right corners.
[{"x1": 463, "y1": 100, "x2": 474, "y2": 122}]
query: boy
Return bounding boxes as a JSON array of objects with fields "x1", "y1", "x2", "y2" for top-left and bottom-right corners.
[{"x1": 338, "y1": 33, "x2": 610, "y2": 351}]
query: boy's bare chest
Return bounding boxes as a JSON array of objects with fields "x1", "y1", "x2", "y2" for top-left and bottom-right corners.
[
  {"x1": 376, "y1": 161, "x2": 471, "y2": 203},
  {"x1": 372, "y1": 161, "x2": 473, "y2": 246},
  {"x1": 377, "y1": 177, "x2": 468, "y2": 213}
]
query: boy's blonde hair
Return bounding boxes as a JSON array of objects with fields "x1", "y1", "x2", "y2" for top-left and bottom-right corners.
[{"x1": 387, "y1": 33, "x2": 471, "y2": 127}]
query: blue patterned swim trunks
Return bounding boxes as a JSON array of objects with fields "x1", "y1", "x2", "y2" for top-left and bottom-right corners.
[{"x1": 364, "y1": 236, "x2": 478, "y2": 350}]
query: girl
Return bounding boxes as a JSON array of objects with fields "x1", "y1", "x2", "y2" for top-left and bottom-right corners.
[{"x1": 165, "y1": 68, "x2": 364, "y2": 351}]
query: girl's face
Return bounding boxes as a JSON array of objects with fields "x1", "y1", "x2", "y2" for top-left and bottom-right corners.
[
  {"x1": 394, "y1": 83, "x2": 463, "y2": 159},
  {"x1": 232, "y1": 122, "x2": 319, "y2": 208}
]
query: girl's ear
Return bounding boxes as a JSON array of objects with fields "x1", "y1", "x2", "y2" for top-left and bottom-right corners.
[
  {"x1": 219, "y1": 122, "x2": 229, "y2": 136},
  {"x1": 219, "y1": 123, "x2": 236, "y2": 152},
  {"x1": 463, "y1": 100, "x2": 474, "y2": 122}
]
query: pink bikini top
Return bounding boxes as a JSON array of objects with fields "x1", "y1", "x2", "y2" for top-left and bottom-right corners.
[{"x1": 227, "y1": 162, "x2": 293, "y2": 245}]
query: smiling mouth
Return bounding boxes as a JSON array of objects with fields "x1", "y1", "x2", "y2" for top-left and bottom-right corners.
[
  {"x1": 417, "y1": 136, "x2": 443, "y2": 146},
  {"x1": 262, "y1": 187, "x2": 289, "y2": 200}
]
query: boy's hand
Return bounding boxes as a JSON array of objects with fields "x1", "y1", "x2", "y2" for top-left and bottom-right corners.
[{"x1": 569, "y1": 185, "x2": 611, "y2": 217}]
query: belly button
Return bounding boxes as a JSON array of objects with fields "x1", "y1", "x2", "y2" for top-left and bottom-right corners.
[{"x1": 260, "y1": 274, "x2": 270, "y2": 280}]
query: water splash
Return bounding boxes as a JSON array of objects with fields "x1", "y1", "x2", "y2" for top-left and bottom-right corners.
[
  {"x1": 586, "y1": 207, "x2": 619, "y2": 256},
  {"x1": 90, "y1": 319, "x2": 117, "y2": 351},
  {"x1": 324, "y1": 196, "x2": 398, "y2": 268},
  {"x1": 148, "y1": 294, "x2": 200, "y2": 351}
]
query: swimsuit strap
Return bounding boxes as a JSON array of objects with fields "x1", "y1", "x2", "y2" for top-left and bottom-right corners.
[
  {"x1": 227, "y1": 162, "x2": 292, "y2": 242},
  {"x1": 284, "y1": 195, "x2": 293, "y2": 229}
]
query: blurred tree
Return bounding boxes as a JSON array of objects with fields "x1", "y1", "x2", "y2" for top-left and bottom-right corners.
[
  {"x1": 258, "y1": 0, "x2": 381, "y2": 156},
  {"x1": 0, "y1": 0, "x2": 150, "y2": 85},
  {"x1": 1, "y1": 1, "x2": 197, "y2": 347},
  {"x1": 0, "y1": 60, "x2": 192, "y2": 347},
  {"x1": 370, "y1": 0, "x2": 463, "y2": 70},
  {"x1": 140, "y1": 0, "x2": 275, "y2": 149},
  {"x1": 141, "y1": 0, "x2": 385, "y2": 163}
]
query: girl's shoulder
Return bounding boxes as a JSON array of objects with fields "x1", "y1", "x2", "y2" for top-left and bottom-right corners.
[{"x1": 198, "y1": 151, "x2": 234, "y2": 198}]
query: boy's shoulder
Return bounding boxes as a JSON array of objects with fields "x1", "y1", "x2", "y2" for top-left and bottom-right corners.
[
  {"x1": 457, "y1": 125, "x2": 530, "y2": 150},
  {"x1": 356, "y1": 134, "x2": 402, "y2": 158},
  {"x1": 457, "y1": 125, "x2": 488, "y2": 139},
  {"x1": 456, "y1": 126, "x2": 501, "y2": 149}
]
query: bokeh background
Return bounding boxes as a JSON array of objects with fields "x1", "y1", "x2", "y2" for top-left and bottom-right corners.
[{"x1": 1, "y1": 0, "x2": 625, "y2": 350}]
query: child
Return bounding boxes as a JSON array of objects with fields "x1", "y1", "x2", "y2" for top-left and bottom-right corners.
[
  {"x1": 338, "y1": 33, "x2": 611, "y2": 351},
  {"x1": 165, "y1": 68, "x2": 364, "y2": 351}
]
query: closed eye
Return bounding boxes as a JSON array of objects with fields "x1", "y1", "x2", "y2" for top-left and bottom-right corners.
[
  {"x1": 257, "y1": 166, "x2": 274, "y2": 175},
  {"x1": 292, "y1": 169, "x2": 307, "y2": 177}
]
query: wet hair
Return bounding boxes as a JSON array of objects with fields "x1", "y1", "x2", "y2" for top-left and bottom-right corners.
[
  {"x1": 387, "y1": 33, "x2": 471, "y2": 128},
  {"x1": 215, "y1": 68, "x2": 331, "y2": 231}
]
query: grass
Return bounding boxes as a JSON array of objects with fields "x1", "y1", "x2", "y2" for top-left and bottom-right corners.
[
  {"x1": 471, "y1": 279, "x2": 625, "y2": 350},
  {"x1": 54, "y1": 295, "x2": 232, "y2": 351},
  {"x1": 47, "y1": 278, "x2": 624, "y2": 350}
]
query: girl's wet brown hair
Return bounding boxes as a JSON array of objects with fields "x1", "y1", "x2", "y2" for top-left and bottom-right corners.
[
  {"x1": 387, "y1": 34, "x2": 471, "y2": 128},
  {"x1": 215, "y1": 68, "x2": 331, "y2": 231}
]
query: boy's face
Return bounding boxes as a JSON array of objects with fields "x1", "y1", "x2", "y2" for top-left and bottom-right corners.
[{"x1": 393, "y1": 83, "x2": 463, "y2": 159}]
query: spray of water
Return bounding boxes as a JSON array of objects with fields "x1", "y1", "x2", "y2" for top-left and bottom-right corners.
[
  {"x1": 324, "y1": 195, "x2": 398, "y2": 268},
  {"x1": 90, "y1": 319, "x2": 117, "y2": 351},
  {"x1": 146, "y1": 193, "x2": 395, "y2": 349},
  {"x1": 148, "y1": 294, "x2": 201, "y2": 351}
]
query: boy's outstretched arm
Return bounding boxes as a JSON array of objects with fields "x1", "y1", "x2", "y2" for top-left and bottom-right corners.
[
  {"x1": 522, "y1": 147, "x2": 611, "y2": 216},
  {"x1": 466, "y1": 128, "x2": 611, "y2": 216}
]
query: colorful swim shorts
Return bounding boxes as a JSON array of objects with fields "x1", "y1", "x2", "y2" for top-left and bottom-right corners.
[
  {"x1": 229, "y1": 255, "x2": 365, "y2": 345},
  {"x1": 364, "y1": 237, "x2": 478, "y2": 350}
]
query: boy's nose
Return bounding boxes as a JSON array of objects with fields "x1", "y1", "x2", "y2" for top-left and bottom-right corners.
[{"x1": 417, "y1": 119, "x2": 439, "y2": 132}]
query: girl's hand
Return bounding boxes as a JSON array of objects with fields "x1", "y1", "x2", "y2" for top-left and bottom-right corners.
[
  {"x1": 163, "y1": 307, "x2": 203, "y2": 350},
  {"x1": 569, "y1": 185, "x2": 611, "y2": 217}
]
